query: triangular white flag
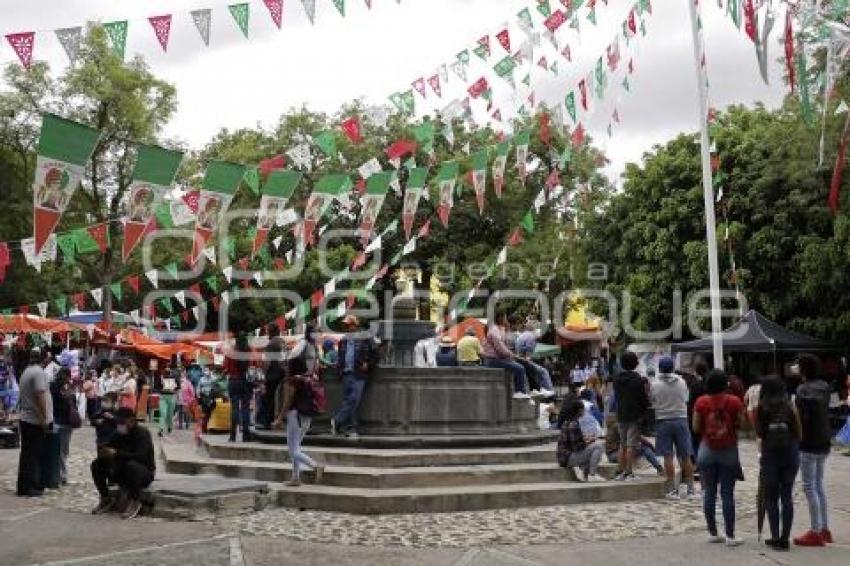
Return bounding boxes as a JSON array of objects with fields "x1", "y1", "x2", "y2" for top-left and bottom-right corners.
[
  {"x1": 272, "y1": 235, "x2": 283, "y2": 250},
  {"x1": 402, "y1": 237, "x2": 416, "y2": 256},
  {"x1": 203, "y1": 246, "x2": 216, "y2": 264},
  {"x1": 324, "y1": 278, "x2": 336, "y2": 296},
  {"x1": 37, "y1": 302, "x2": 48, "y2": 317},
  {"x1": 145, "y1": 269, "x2": 159, "y2": 289},
  {"x1": 277, "y1": 208, "x2": 299, "y2": 227},
  {"x1": 496, "y1": 247, "x2": 508, "y2": 265},
  {"x1": 221, "y1": 291, "x2": 231, "y2": 305},
  {"x1": 254, "y1": 271, "x2": 264, "y2": 286},
  {"x1": 192, "y1": 306, "x2": 201, "y2": 320},
  {"x1": 287, "y1": 143, "x2": 312, "y2": 171},
  {"x1": 462, "y1": 142, "x2": 471, "y2": 155},
  {"x1": 836, "y1": 100, "x2": 849, "y2": 115},
  {"x1": 336, "y1": 303, "x2": 346, "y2": 318},
  {"x1": 285, "y1": 250, "x2": 293, "y2": 263},
  {"x1": 90, "y1": 288, "x2": 103, "y2": 307},
  {"x1": 130, "y1": 310, "x2": 140, "y2": 325},
  {"x1": 55, "y1": 27, "x2": 82, "y2": 63},
  {"x1": 223, "y1": 266, "x2": 234, "y2": 283},
  {"x1": 174, "y1": 290, "x2": 186, "y2": 308},
  {"x1": 443, "y1": 124, "x2": 455, "y2": 147},
  {"x1": 190, "y1": 9, "x2": 212, "y2": 46},
  {"x1": 86, "y1": 324, "x2": 95, "y2": 339},
  {"x1": 301, "y1": 0, "x2": 316, "y2": 24},
  {"x1": 358, "y1": 158, "x2": 382, "y2": 180},
  {"x1": 365, "y1": 235, "x2": 382, "y2": 254}
]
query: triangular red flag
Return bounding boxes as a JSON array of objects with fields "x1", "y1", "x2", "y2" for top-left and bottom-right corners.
[
  {"x1": 340, "y1": 116, "x2": 363, "y2": 144},
  {"x1": 496, "y1": 29, "x2": 511, "y2": 52},
  {"x1": 571, "y1": 123, "x2": 586, "y2": 147},
  {"x1": 182, "y1": 190, "x2": 200, "y2": 214},
  {"x1": 427, "y1": 74, "x2": 442, "y2": 98},
  {"x1": 88, "y1": 223, "x2": 109, "y2": 253},
  {"x1": 72, "y1": 293, "x2": 87, "y2": 310},
  {"x1": 492, "y1": 109, "x2": 502, "y2": 122},
  {"x1": 374, "y1": 263, "x2": 389, "y2": 280},
  {"x1": 346, "y1": 291, "x2": 356, "y2": 310},
  {"x1": 561, "y1": 45, "x2": 572, "y2": 61},
  {"x1": 627, "y1": 9, "x2": 637, "y2": 34},
  {"x1": 276, "y1": 315, "x2": 287, "y2": 332},
  {"x1": 385, "y1": 139, "x2": 417, "y2": 160},
  {"x1": 259, "y1": 155, "x2": 286, "y2": 177},
  {"x1": 0, "y1": 242, "x2": 10, "y2": 284},
  {"x1": 829, "y1": 127, "x2": 849, "y2": 215},
  {"x1": 5, "y1": 32, "x2": 35, "y2": 70},
  {"x1": 263, "y1": 0, "x2": 284, "y2": 28},
  {"x1": 578, "y1": 79, "x2": 588, "y2": 110},
  {"x1": 148, "y1": 15, "x2": 172, "y2": 52},
  {"x1": 352, "y1": 252, "x2": 367, "y2": 271},
  {"x1": 412, "y1": 77, "x2": 427, "y2": 99},
  {"x1": 437, "y1": 204, "x2": 451, "y2": 228},
  {"x1": 127, "y1": 275, "x2": 140, "y2": 295},
  {"x1": 508, "y1": 228, "x2": 523, "y2": 247},
  {"x1": 311, "y1": 289, "x2": 324, "y2": 309},
  {"x1": 539, "y1": 112, "x2": 551, "y2": 145},
  {"x1": 189, "y1": 283, "x2": 202, "y2": 298},
  {"x1": 537, "y1": 56, "x2": 548, "y2": 70},
  {"x1": 744, "y1": 0, "x2": 757, "y2": 42},
  {"x1": 418, "y1": 219, "x2": 431, "y2": 238},
  {"x1": 211, "y1": 296, "x2": 221, "y2": 312}
]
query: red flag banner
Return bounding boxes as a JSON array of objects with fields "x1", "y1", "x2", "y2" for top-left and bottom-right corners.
[
  {"x1": 544, "y1": 10, "x2": 567, "y2": 33},
  {"x1": 829, "y1": 123, "x2": 849, "y2": 215},
  {"x1": 496, "y1": 29, "x2": 511, "y2": 52},
  {"x1": 340, "y1": 117, "x2": 363, "y2": 144},
  {"x1": 468, "y1": 77, "x2": 490, "y2": 98},
  {"x1": 744, "y1": 0, "x2": 757, "y2": 42},
  {"x1": 263, "y1": 0, "x2": 284, "y2": 28},
  {"x1": 148, "y1": 15, "x2": 172, "y2": 52},
  {"x1": 5, "y1": 32, "x2": 35, "y2": 69},
  {"x1": 427, "y1": 74, "x2": 442, "y2": 98},
  {"x1": 88, "y1": 223, "x2": 109, "y2": 253},
  {"x1": 0, "y1": 242, "x2": 10, "y2": 283},
  {"x1": 784, "y1": 8, "x2": 795, "y2": 92}
]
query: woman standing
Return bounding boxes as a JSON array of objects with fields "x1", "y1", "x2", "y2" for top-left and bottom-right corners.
[
  {"x1": 50, "y1": 368, "x2": 79, "y2": 486},
  {"x1": 225, "y1": 335, "x2": 253, "y2": 443},
  {"x1": 272, "y1": 335, "x2": 324, "y2": 487},
  {"x1": 692, "y1": 369, "x2": 746, "y2": 547},
  {"x1": 755, "y1": 376, "x2": 802, "y2": 551},
  {"x1": 119, "y1": 365, "x2": 137, "y2": 411},
  {"x1": 154, "y1": 362, "x2": 179, "y2": 437}
]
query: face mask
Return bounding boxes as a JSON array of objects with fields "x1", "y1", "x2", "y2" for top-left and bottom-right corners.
[{"x1": 116, "y1": 424, "x2": 129, "y2": 435}]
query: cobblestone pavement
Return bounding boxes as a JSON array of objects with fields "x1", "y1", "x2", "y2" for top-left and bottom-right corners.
[{"x1": 0, "y1": 424, "x2": 838, "y2": 551}]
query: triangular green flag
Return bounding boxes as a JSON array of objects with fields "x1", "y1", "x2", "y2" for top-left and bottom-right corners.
[
  {"x1": 517, "y1": 7, "x2": 534, "y2": 30},
  {"x1": 565, "y1": 91, "x2": 577, "y2": 122},
  {"x1": 297, "y1": 301, "x2": 311, "y2": 319},
  {"x1": 314, "y1": 131, "x2": 337, "y2": 158},
  {"x1": 56, "y1": 234, "x2": 76, "y2": 265},
  {"x1": 160, "y1": 297, "x2": 174, "y2": 314},
  {"x1": 224, "y1": 236, "x2": 237, "y2": 259},
  {"x1": 243, "y1": 167, "x2": 260, "y2": 195},
  {"x1": 331, "y1": 0, "x2": 346, "y2": 17},
  {"x1": 622, "y1": 77, "x2": 630, "y2": 92},
  {"x1": 473, "y1": 44, "x2": 489, "y2": 61},
  {"x1": 228, "y1": 3, "x2": 250, "y2": 38},
  {"x1": 536, "y1": 0, "x2": 551, "y2": 18},
  {"x1": 54, "y1": 296, "x2": 67, "y2": 315},
  {"x1": 110, "y1": 282, "x2": 123, "y2": 302},
  {"x1": 522, "y1": 74, "x2": 531, "y2": 87},
  {"x1": 103, "y1": 21, "x2": 128, "y2": 59},
  {"x1": 521, "y1": 211, "x2": 535, "y2": 233},
  {"x1": 164, "y1": 262, "x2": 179, "y2": 279},
  {"x1": 205, "y1": 275, "x2": 219, "y2": 293},
  {"x1": 587, "y1": 6, "x2": 597, "y2": 25},
  {"x1": 72, "y1": 227, "x2": 101, "y2": 255},
  {"x1": 412, "y1": 122, "x2": 435, "y2": 153},
  {"x1": 515, "y1": 130, "x2": 530, "y2": 147},
  {"x1": 155, "y1": 201, "x2": 175, "y2": 229},
  {"x1": 457, "y1": 49, "x2": 471, "y2": 65},
  {"x1": 170, "y1": 316, "x2": 180, "y2": 328}
]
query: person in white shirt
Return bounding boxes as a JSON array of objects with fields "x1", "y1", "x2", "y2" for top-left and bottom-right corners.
[{"x1": 413, "y1": 329, "x2": 440, "y2": 368}]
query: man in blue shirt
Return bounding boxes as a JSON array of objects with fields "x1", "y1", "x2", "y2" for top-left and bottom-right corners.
[{"x1": 331, "y1": 316, "x2": 378, "y2": 439}]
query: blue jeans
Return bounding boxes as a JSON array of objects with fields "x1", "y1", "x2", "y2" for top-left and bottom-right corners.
[
  {"x1": 697, "y1": 444, "x2": 740, "y2": 538},
  {"x1": 528, "y1": 361, "x2": 554, "y2": 391},
  {"x1": 287, "y1": 409, "x2": 317, "y2": 480},
  {"x1": 800, "y1": 451, "x2": 829, "y2": 531},
  {"x1": 484, "y1": 358, "x2": 528, "y2": 393},
  {"x1": 228, "y1": 381, "x2": 252, "y2": 440},
  {"x1": 761, "y1": 446, "x2": 800, "y2": 541},
  {"x1": 334, "y1": 372, "x2": 367, "y2": 433}
]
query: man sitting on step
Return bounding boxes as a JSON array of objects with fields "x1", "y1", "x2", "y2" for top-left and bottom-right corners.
[{"x1": 90, "y1": 407, "x2": 155, "y2": 519}]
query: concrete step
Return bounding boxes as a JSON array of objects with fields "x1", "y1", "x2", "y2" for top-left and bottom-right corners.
[
  {"x1": 271, "y1": 479, "x2": 666, "y2": 514},
  {"x1": 249, "y1": 428, "x2": 559, "y2": 449},
  {"x1": 203, "y1": 436, "x2": 557, "y2": 468},
  {"x1": 165, "y1": 443, "x2": 615, "y2": 488}
]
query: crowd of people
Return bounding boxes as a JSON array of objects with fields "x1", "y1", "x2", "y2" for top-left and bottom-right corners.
[{"x1": 548, "y1": 348, "x2": 842, "y2": 552}]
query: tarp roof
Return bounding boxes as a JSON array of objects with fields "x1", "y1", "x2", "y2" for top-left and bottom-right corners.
[
  {"x1": 671, "y1": 310, "x2": 836, "y2": 354},
  {"x1": 0, "y1": 314, "x2": 83, "y2": 334}
]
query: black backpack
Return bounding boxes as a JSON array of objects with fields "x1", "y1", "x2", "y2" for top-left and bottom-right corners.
[{"x1": 760, "y1": 403, "x2": 794, "y2": 452}]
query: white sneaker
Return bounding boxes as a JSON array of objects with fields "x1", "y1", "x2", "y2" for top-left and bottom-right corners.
[
  {"x1": 586, "y1": 474, "x2": 607, "y2": 483},
  {"x1": 530, "y1": 389, "x2": 542, "y2": 397},
  {"x1": 512, "y1": 392, "x2": 530, "y2": 400},
  {"x1": 571, "y1": 467, "x2": 585, "y2": 482},
  {"x1": 665, "y1": 490, "x2": 681, "y2": 501},
  {"x1": 707, "y1": 535, "x2": 724, "y2": 544},
  {"x1": 725, "y1": 537, "x2": 744, "y2": 547},
  {"x1": 539, "y1": 389, "x2": 555, "y2": 397}
]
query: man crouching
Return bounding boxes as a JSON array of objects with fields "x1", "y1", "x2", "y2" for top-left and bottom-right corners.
[{"x1": 90, "y1": 407, "x2": 155, "y2": 519}]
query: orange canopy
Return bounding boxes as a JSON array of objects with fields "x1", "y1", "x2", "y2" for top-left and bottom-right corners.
[
  {"x1": 445, "y1": 318, "x2": 486, "y2": 342},
  {"x1": 0, "y1": 314, "x2": 83, "y2": 334},
  {"x1": 113, "y1": 328, "x2": 209, "y2": 361}
]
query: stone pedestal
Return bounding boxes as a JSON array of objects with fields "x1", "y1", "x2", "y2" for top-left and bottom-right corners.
[{"x1": 314, "y1": 366, "x2": 538, "y2": 436}]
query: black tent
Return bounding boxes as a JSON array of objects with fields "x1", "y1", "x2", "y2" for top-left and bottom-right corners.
[{"x1": 671, "y1": 310, "x2": 835, "y2": 354}]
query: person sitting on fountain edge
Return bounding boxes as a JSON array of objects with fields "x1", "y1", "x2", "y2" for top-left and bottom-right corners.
[
  {"x1": 330, "y1": 315, "x2": 379, "y2": 439},
  {"x1": 482, "y1": 312, "x2": 530, "y2": 400},
  {"x1": 90, "y1": 407, "x2": 155, "y2": 519}
]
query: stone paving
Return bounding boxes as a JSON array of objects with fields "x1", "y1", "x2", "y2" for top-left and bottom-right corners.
[{"x1": 0, "y1": 423, "x2": 771, "y2": 548}]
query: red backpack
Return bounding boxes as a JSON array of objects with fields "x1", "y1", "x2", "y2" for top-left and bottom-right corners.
[
  {"x1": 293, "y1": 374, "x2": 327, "y2": 417},
  {"x1": 703, "y1": 395, "x2": 734, "y2": 449}
]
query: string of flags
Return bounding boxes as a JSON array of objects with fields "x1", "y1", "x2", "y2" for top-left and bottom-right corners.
[
  {"x1": 3, "y1": 0, "x2": 404, "y2": 69},
  {"x1": 388, "y1": 0, "x2": 654, "y2": 147}
]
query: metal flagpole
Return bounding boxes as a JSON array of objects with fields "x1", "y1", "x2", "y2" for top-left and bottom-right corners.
[{"x1": 686, "y1": 0, "x2": 724, "y2": 369}]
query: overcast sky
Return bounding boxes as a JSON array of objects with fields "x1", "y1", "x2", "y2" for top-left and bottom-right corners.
[{"x1": 0, "y1": 0, "x2": 788, "y2": 179}]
